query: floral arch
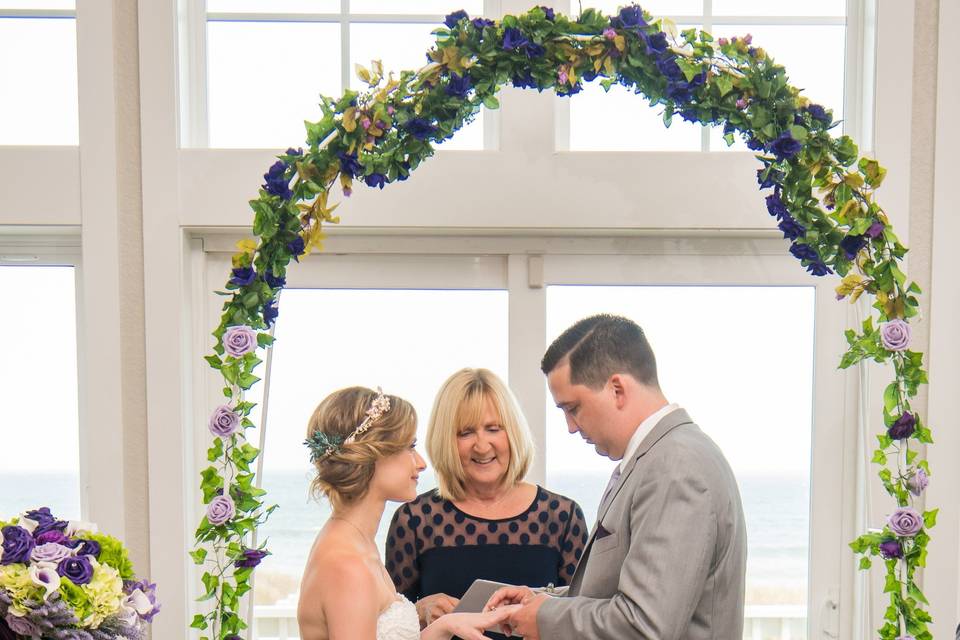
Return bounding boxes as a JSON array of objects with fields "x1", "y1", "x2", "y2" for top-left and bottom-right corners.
[{"x1": 190, "y1": 6, "x2": 934, "y2": 640}]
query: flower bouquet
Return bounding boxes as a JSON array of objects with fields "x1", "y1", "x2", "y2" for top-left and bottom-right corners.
[{"x1": 0, "y1": 507, "x2": 159, "y2": 639}]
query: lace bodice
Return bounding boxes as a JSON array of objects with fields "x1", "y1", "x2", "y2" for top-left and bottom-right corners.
[{"x1": 377, "y1": 595, "x2": 420, "y2": 640}]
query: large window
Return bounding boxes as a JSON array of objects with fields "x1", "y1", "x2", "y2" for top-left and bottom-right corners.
[
  {"x1": 0, "y1": 2, "x2": 78, "y2": 145},
  {"x1": 0, "y1": 265, "x2": 81, "y2": 520},
  {"x1": 567, "y1": 0, "x2": 846, "y2": 151},
  {"x1": 194, "y1": 1, "x2": 487, "y2": 149}
]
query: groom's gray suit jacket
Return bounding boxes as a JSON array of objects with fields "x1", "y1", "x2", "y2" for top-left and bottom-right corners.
[{"x1": 538, "y1": 409, "x2": 747, "y2": 639}]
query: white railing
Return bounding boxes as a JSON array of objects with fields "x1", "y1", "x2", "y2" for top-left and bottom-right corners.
[{"x1": 253, "y1": 603, "x2": 808, "y2": 640}]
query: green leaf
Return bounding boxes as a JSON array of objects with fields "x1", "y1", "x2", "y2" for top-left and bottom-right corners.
[
  {"x1": 204, "y1": 354, "x2": 222, "y2": 370},
  {"x1": 189, "y1": 548, "x2": 208, "y2": 565},
  {"x1": 482, "y1": 95, "x2": 500, "y2": 109},
  {"x1": 871, "y1": 449, "x2": 887, "y2": 464},
  {"x1": 257, "y1": 333, "x2": 275, "y2": 348},
  {"x1": 859, "y1": 556, "x2": 872, "y2": 570},
  {"x1": 923, "y1": 509, "x2": 938, "y2": 529},
  {"x1": 190, "y1": 614, "x2": 209, "y2": 630}
]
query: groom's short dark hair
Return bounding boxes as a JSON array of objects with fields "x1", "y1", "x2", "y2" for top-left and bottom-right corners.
[{"x1": 541, "y1": 314, "x2": 659, "y2": 390}]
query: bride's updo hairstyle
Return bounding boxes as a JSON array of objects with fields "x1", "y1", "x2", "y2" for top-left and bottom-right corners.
[{"x1": 306, "y1": 386, "x2": 417, "y2": 510}]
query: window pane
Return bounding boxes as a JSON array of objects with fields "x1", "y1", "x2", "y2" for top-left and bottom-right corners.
[
  {"x1": 546, "y1": 285, "x2": 813, "y2": 632},
  {"x1": 207, "y1": 0, "x2": 339, "y2": 13},
  {"x1": 0, "y1": 266, "x2": 80, "y2": 521},
  {"x1": 569, "y1": 81, "x2": 702, "y2": 151},
  {"x1": 251, "y1": 289, "x2": 507, "y2": 625},
  {"x1": 583, "y1": 0, "x2": 704, "y2": 16},
  {"x1": 351, "y1": 22, "x2": 483, "y2": 149},
  {"x1": 0, "y1": 18, "x2": 78, "y2": 145},
  {"x1": 351, "y1": 0, "x2": 484, "y2": 14},
  {"x1": 714, "y1": 0, "x2": 845, "y2": 16},
  {"x1": 207, "y1": 21, "x2": 340, "y2": 148},
  {"x1": 709, "y1": 24, "x2": 844, "y2": 151}
]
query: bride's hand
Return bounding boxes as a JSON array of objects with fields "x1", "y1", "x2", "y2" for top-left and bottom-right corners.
[
  {"x1": 415, "y1": 592, "x2": 460, "y2": 627},
  {"x1": 427, "y1": 606, "x2": 519, "y2": 640}
]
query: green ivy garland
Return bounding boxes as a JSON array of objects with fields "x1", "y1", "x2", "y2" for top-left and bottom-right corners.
[{"x1": 191, "y1": 5, "x2": 934, "y2": 639}]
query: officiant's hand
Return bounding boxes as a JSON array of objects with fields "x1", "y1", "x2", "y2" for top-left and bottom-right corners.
[{"x1": 416, "y1": 592, "x2": 460, "y2": 627}]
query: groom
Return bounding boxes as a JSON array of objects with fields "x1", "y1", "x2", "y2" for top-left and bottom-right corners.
[{"x1": 486, "y1": 314, "x2": 747, "y2": 639}]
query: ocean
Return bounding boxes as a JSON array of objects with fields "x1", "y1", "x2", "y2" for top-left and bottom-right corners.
[{"x1": 0, "y1": 471, "x2": 809, "y2": 605}]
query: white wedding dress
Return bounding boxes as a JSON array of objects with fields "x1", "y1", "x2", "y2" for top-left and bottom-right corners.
[{"x1": 376, "y1": 595, "x2": 420, "y2": 640}]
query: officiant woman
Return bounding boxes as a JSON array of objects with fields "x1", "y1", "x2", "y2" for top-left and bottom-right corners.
[{"x1": 385, "y1": 368, "x2": 588, "y2": 631}]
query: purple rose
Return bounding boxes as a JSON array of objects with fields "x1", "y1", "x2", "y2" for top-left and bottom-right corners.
[
  {"x1": 443, "y1": 9, "x2": 468, "y2": 28},
  {"x1": 222, "y1": 325, "x2": 257, "y2": 357},
  {"x1": 908, "y1": 468, "x2": 929, "y2": 496},
  {"x1": 3, "y1": 614, "x2": 39, "y2": 638},
  {"x1": 34, "y1": 529, "x2": 67, "y2": 545},
  {"x1": 58, "y1": 555, "x2": 94, "y2": 585},
  {"x1": 1, "y1": 526, "x2": 35, "y2": 565},
  {"x1": 769, "y1": 131, "x2": 803, "y2": 161},
  {"x1": 230, "y1": 266, "x2": 256, "y2": 287},
  {"x1": 31, "y1": 542, "x2": 72, "y2": 564},
  {"x1": 880, "y1": 319, "x2": 911, "y2": 352},
  {"x1": 865, "y1": 220, "x2": 885, "y2": 238},
  {"x1": 71, "y1": 539, "x2": 101, "y2": 559},
  {"x1": 209, "y1": 405, "x2": 241, "y2": 438},
  {"x1": 206, "y1": 495, "x2": 235, "y2": 526},
  {"x1": 24, "y1": 507, "x2": 56, "y2": 528},
  {"x1": 887, "y1": 412, "x2": 916, "y2": 440},
  {"x1": 879, "y1": 538, "x2": 903, "y2": 559},
  {"x1": 888, "y1": 507, "x2": 923, "y2": 537},
  {"x1": 235, "y1": 548, "x2": 270, "y2": 569}
]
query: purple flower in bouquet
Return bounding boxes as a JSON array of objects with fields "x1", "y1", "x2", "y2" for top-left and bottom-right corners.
[
  {"x1": 1, "y1": 526, "x2": 35, "y2": 565},
  {"x1": 866, "y1": 220, "x2": 885, "y2": 238},
  {"x1": 879, "y1": 538, "x2": 903, "y2": 559},
  {"x1": 805, "y1": 104, "x2": 832, "y2": 125},
  {"x1": 35, "y1": 529, "x2": 67, "y2": 545},
  {"x1": 31, "y1": 542, "x2": 72, "y2": 564},
  {"x1": 222, "y1": 325, "x2": 257, "y2": 358},
  {"x1": 769, "y1": 131, "x2": 802, "y2": 161},
  {"x1": 880, "y1": 319, "x2": 911, "y2": 352},
  {"x1": 24, "y1": 507, "x2": 56, "y2": 528},
  {"x1": 471, "y1": 17, "x2": 493, "y2": 29},
  {"x1": 908, "y1": 468, "x2": 929, "y2": 496},
  {"x1": 209, "y1": 405, "x2": 241, "y2": 438},
  {"x1": 57, "y1": 555, "x2": 94, "y2": 585},
  {"x1": 444, "y1": 10, "x2": 468, "y2": 28},
  {"x1": 206, "y1": 495, "x2": 236, "y2": 526},
  {"x1": 124, "y1": 579, "x2": 161, "y2": 622},
  {"x1": 263, "y1": 270, "x2": 285, "y2": 289},
  {"x1": 262, "y1": 299, "x2": 279, "y2": 328},
  {"x1": 404, "y1": 118, "x2": 438, "y2": 141},
  {"x1": 229, "y1": 266, "x2": 256, "y2": 287},
  {"x1": 778, "y1": 216, "x2": 806, "y2": 241},
  {"x1": 887, "y1": 412, "x2": 916, "y2": 440},
  {"x1": 539, "y1": 6, "x2": 555, "y2": 21},
  {"x1": 235, "y1": 548, "x2": 269, "y2": 569},
  {"x1": 888, "y1": 507, "x2": 923, "y2": 537},
  {"x1": 839, "y1": 234, "x2": 867, "y2": 260},
  {"x1": 262, "y1": 161, "x2": 292, "y2": 200},
  {"x1": 287, "y1": 235, "x2": 306, "y2": 261},
  {"x1": 613, "y1": 5, "x2": 646, "y2": 29},
  {"x1": 337, "y1": 152, "x2": 363, "y2": 179},
  {"x1": 502, "y1": 27, "x2": 529, "y2": 51},
  {"x1": 765, "y1": 193, "x2": 789, "y2": 219},
  {"x1": 71, "y1": 538, "x2": 101, "y2": 559},
  {"x1": 445, "y1": 73, "x2": 472, "y2": 99},
  {"x1": 3, "y1": 613, "x2": 39, "y2": 638},
  {"x1": 364, "y1": 173, "x2": 387, "y2": 190}
]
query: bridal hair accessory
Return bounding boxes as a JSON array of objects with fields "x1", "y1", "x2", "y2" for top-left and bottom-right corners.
[{"x1": 305, "y1": 387, "x2": 391, "y2": 462}]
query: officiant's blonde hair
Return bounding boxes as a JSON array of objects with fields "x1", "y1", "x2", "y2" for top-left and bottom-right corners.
[
  {"x1": 307, "y1": 386, "x2": 417, "y2": 511},
  {"x1": 427, "y1": 368, "x2": 534, "y2": 501}
]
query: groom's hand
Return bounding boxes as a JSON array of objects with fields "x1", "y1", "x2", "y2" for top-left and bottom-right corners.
[
  {"x1": 484, "y1": 586, "x2": 536, "y2": 610},
  {"x1": 502, "y1": 593, "x2": 547, "y2": 639}
]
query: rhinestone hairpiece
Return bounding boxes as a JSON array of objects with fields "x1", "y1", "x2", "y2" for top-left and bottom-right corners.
[{"x1": 304, "y1": 387, "x2": 391, "y2": 463}]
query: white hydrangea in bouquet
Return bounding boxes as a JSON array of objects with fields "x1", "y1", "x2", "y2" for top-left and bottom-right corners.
[{"x1": 0, "y1": 507, "x2": 159, "y2": 640}]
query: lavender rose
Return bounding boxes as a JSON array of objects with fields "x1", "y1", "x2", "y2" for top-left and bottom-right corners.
[
  {"x1": 206, "y1": 495, "x2": 235, "y2": 526},
  {"x1": 1, "y1": 526, "x2": 35, "y2": 565},
  {"x1": 235, "y1": 548, "x2": 269, "y2": 569},
  {"x1": 57, "y1": 555, "x2": 94, "y2": 585},
  {"x1": 908, "y1": 468, "x2": 929, "y2": 496},
  {"x1": 31, "y1": 542, "x2": 72, "y2": 564},
  {"x1": 209, "y1": 405, "x2": 241, "y2": 438},
  {"x1": 887, "y1": 412, "x2": 916, "y2": 440},
  {"x1": 223, "y1": 325, "x2": 257, "y2": 358},
  {"x1": 880, "y1": 319, "x2": 911, "y2": 352},
  {"x1": 4, "y1": 613, "x2": 39, "y2": 638},
  {"x1": 888, "y1": 507, "x2": 923, "y2": 537},
  {"x1": 879, "y1": 538, "x2": 903, "y2": 559},
  {"x1": 124, "y1": 579, "x2": 161, "y2": 622}
]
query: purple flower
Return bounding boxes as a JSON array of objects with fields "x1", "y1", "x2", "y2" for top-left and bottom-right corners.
[
  {"x1": 765, "y1": 193, "x2": 789, "y2": 219},
  {"x1": 124, "y1": 579, "x2": 162, "y2": 622},
  {"x1": 614, "y1": 5, "x2": 646, "y2": 29},
  {"x1": 908, "y1": 468, "x2": 928, "y2": 496},
  {"x1": 865, "y1": 220, "x2": 885, "y2": 238},
  {"x1": 285, "y1": 147, "x2": 303, "y2": 158},
  {"x1": 73, "y1": 538, "x2": 101, "y2": 558},
  {"x1": 879, "y1": 538, "x2": 903, "y2": 559},
  {"x1": 602, "y1": 27, "x2": 616, "y2": 40},
  {"x1": 235, "y1": 548, "x2": 270, "y2": 569},
  {"x1": 209, "y1": 405, "x2": 241, "y2": 438},
  {"x1": 757, "y1": 167, "x2": 784, "y2": 190},
  {"x1": 789, "y1": 242, "x2": 819, "y2": 263},
  {"x1": 262, "y1": 161, "x2": 292, "y2": 200},
  {"x1": 769, "y1": 131, "x2": 803, "y2": 161},
  {"x1": 287, "y1": 235, "x2": 306, "y2": 262},
  {"x1": 264, "y1": 270, "x2": 286, "y2": 289},
  {"x1": 364, "y1": 173, "x2": 387, "y2": 189},
  {"x1": 512, "y1": 71, "x2": 538, "y2": 90},
  {"x1": 778, "y1": 216, "x2": 806, "y2": 241},
  {"x1": 222, "y1": 325, "x2": 257, "y2": 358},
  {"x1": 230, "y1": 266, "x2": 256, "y2": 287},
  {"x1": 31, "y1": 542, "x2": 72, "y2": 564},
  {"x1": 444, "y1": 9, "x2": 468, "y2": 28},
  {"x1": 206, "y1": 495, "x2": 236, "y2": 526},
  {"x1": 58, "y1": 555, "x2": 94, "y2": 585},
  {"x1": 839, "y1": 234, "x2": 867, "y2": 260},
  {"x1": 1, "y1": 526, "x2": 35, "y2": 565},
  {"x1": 502, "y1": 27, "x2": 529, "y2": 52},
  {"x1": 887, "y1": 412, "x2": 916, "y2": 440},
  {"x1": 540, "y1": 6, "x2": 555, "y2": 20},
  {"x1": 263, "y1": 299, "x2": 279, "y2": 327},
  {"x1": 471, "y1": 17, "x2": 494, "y2": 29},
  {"x1": 746, "y1": 136, "x2": 765, "y2": 151},
  {"x1": 805, "y1": 104, "x2": 832, "y2": 125},
  {"x1": 644, "y1": 31, "x2": 668, "y2": 53},
  {"x1": 404, "y1": 118, "x2": 438, "y2": 141},
  {"x1": 24, "y1": 507, "x2": 56, "y2": 528},
  {"x1": 446, "y1": 73, "x2": 472, "y2": 98},
  {"x1": 525, "y1": 42, "x2": 546, "y2": 58},
  {"x1": 337, "y1": 152, "x2": 363, "y2": 179},
  {"x1": 34, "y1": 529, "x2": 67, "y2": 545},
  {"x1": 3, "y1": 614, "x2": 39, "y2": 638},
  {"x1": 888, "y1": 507, "x2": 923, "y2": 537},
  {"x1": 880, "y1": 319, "x2": 911, "y2": 352},
  {"x1": 806, "y1": 261, "x2": 833, "y2": 277}
]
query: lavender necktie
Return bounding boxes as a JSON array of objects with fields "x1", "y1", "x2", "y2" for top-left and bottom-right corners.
[{"x1": 598, "y1": 465, "x2": 622, "y2": 515}]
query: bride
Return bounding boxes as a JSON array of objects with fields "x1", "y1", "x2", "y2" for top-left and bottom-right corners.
[{"x1": 298, "y1": 386, "x2": 515, "y2": 640}]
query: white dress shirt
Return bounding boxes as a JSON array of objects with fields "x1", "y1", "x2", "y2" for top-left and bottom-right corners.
[{"x1": 618, "y1": 403, "x2": 681, "y2": 473}]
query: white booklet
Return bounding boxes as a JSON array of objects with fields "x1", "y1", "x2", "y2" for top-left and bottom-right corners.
[{"x1": 453, "y1": 578, "x2": 522, "y2": 637}]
